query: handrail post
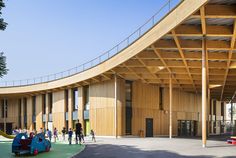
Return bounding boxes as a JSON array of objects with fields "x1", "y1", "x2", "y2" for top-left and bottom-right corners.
[
  {"x1": 152, "y1": 16, "x2": 155, "y2": 26},
  {"x1": 169, "y1": 0, "x2": 171, "y2": 11},
  {"x1": 117, "y1": 45, "x2": 119, "y2": 53}
]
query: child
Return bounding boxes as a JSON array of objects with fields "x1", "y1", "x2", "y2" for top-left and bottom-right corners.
[
  {"x1": 62, "y1": 127, "x2": 66, "y2": 141},
  {"x1": 90, "y1": 129, "x2": 96, "y2": 142},
  {"x1": 68, "y1": 128, "x2": 73, "y2": 145},
  {"x1": 46, "y1": 129, "x2": 52, "y2": 142},
  {"x1": 81, "y1": 128, "x2": 85, "y2": 143},
  {"x1": 53, "y1": 127, "x2": 58, "y2": 142}
]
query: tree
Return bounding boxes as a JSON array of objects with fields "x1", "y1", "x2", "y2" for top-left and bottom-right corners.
[
  {"x1": 0, "y1": 0, "x2": 8, "y2": 77},
  {"x1": 0, "y1": 0, "x2": 7, "y2": 30},
  {"x1": 0, "y1": 52, "x2": 7, "y2": 77}
]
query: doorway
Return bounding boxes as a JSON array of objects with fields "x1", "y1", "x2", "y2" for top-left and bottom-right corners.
[
  {"x1": 0, "y1": 123, "x2": 12, "y2": 135},
  {"x1": 84, "y1": 120, "x2": 90, "y2": 136},
  {"x1": 146, "y1": 118, "x2": 153, "y2": 137},
  {"x1": 178, "y1": 120, "x2": 197, "y2": 136}
]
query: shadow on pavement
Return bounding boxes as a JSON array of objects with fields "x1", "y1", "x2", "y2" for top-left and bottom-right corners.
[{"x1": 73, "y1": 143, "x2": 235, "y2": 158}]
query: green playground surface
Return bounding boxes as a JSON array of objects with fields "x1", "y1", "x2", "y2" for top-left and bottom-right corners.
[{"x1": 0, "y1": 141, "x2": 85, "y2": 158}]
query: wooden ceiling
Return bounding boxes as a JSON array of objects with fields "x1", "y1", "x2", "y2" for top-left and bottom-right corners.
[{"x1": 106, "y1": 0, "x2": 236, "y2": 102}]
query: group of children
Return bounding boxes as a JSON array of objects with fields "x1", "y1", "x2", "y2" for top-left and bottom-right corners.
[{"x1": 43, "y1": 127, "x2": 96, "y2": 145}]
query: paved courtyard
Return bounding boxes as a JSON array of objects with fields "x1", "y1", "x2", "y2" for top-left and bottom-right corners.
[{"x1": 75, "y1": 137, "x2": 236, "y2": 158}]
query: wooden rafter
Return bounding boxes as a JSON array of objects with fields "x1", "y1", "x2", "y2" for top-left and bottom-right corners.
[
  {"x1": 100, "y1": 73, "x2": 111, "y2": 80},
  {"x1": 192, "y1": 5, "x2": 236, "y2": 19},
  {"x1": 134, "y1": 56, "x2": 162, "y2": 83},
  {"x1": 171, "y1": 30, "x2": 198, "y2": 93},
  {"x1": 110, "y1": 70, "x2": 125, "y2": 79},
  {"x1": 123, "y1": 63, "x2": 148, "y2": 83},
  {"x1": 91, "y1": 77, "x2": 100, "y2": 82},
  {"x1": 151, "y1": 45, "x2": 183, "y2": 90},
  {"x1": 220, "y1": 19, "x2": 236, "y2": 101},
  {"x1": 200, "y1": 7, "x2": 206, "y2": 35}
]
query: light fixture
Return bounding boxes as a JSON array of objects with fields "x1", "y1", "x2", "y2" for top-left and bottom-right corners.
[
  {"x1": 209, "y1": 84, "x2": 222, "y2": 89},
  {"x1": 229, "y1": 61, "x2": 236, "y2": 69}
]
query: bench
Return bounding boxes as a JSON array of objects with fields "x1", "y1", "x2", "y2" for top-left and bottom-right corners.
[{"x1": 227, "y1": 139, "x2": 236, "y2": 145}]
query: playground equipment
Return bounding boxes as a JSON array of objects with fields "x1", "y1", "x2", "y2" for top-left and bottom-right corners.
[
  {"x1": 0, "y1": 130, "x2": 15, "y2": 139},
  {"x1": 12, "y1": 133, "x2": 51, "y2": 156}
]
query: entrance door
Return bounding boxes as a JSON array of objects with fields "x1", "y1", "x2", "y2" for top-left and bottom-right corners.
[
  {"x1": 0, "y1": 123, "x2": 12, "y2": 135},
  {"x1": 146, "y1": 118, "x2": 153, "y2": 137},
  {"x1": 178, "y1": 120, "x2": 197, "y2": 136}
]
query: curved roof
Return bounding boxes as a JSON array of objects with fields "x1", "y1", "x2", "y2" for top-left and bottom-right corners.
[{"x1": 2, "y1": 0, "x2": 236, "y2": 102}]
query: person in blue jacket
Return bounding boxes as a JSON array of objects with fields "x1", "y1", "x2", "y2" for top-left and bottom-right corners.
[
  {"x1": 68, "y1": 128, "x2": 73, "y2": 145},
  {"x1": 46, "y1": 129, "x2": 52, "y2": 142}
]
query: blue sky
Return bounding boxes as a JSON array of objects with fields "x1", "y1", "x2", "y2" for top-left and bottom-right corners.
[{"x1": 0, "y1": 0, "x2": 180, "y2": 82}]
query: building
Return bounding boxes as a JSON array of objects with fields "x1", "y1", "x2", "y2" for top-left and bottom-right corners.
[{"x1": 0, "y1": 0, "x2": 236, "y2": 147}]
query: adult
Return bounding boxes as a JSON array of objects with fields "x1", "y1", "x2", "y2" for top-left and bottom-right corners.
[{"x1": 75, "y1": 120, "x2": 82, "y2": 144}]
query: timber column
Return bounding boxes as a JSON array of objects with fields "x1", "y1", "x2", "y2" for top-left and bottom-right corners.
[
  {"x1": 202, "y1": 35, "x2": 207, "y2": 147},
  {"x1": 169, "y1": 74, "x2": 172, "y2": 139},
  {"x1": 114, "y1": 74, "x2": 118, "y2": 138}
]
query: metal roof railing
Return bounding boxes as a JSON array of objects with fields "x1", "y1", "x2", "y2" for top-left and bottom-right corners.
[{"x1": 0, "y1": 0, "x2": 182, "y2": 87}]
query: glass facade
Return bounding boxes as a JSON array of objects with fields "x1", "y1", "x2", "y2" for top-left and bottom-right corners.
[
  {"x1": 178, "y1": 120, "x2": 197, "y2": 136},
  {"x1": 125, "y1": 81, "x2": 132, "y2": 135}
]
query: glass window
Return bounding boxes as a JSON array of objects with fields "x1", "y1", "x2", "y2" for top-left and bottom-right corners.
[
  {"x1": 5, "y1": 100, "x2": 7, "y2": 118},
  {"x1": 1, "y1": 100, "x2": 7, "y2": 118},
  {"x1": 84, "y1": 86, "x2": 90, "y2": 110},
  {"x1": 72, "y1": 88, "x2": 78, "y2": 110},
  {"x1": 18, "y1": 99, "x2": 22, "y2": 128},
  {"x1": 221, "y1": 102, "x2": 224, "y2": 117},
  {"x1": 65, "y1": 89, "x2": 69, "y2": 112},
  {"x1": 159, "y1": 87, "x2": 164, "y2": 110},
  {"x1": 42, "y1": 94, "x2": 46, "y2": 114},
  {"x1": 1, "y1": 100, "x2": 3, "y2": 118},
  {"x1": 48, "y1": 93, "x2": 53, "y2": 113},
  {"x1": 23, "y1": 98, "x2": 27, "y2": 116},
  {"x1": 32, "y1": 96, "x2": 36, "y2": 116},
  {"x1": 213, "y1": 100, "x2": 216, "y2": 115}
]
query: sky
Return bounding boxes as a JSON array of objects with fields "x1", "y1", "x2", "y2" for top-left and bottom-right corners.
[{"x1": 0, "y1": 0, "x2": 180, "y2": 83}]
